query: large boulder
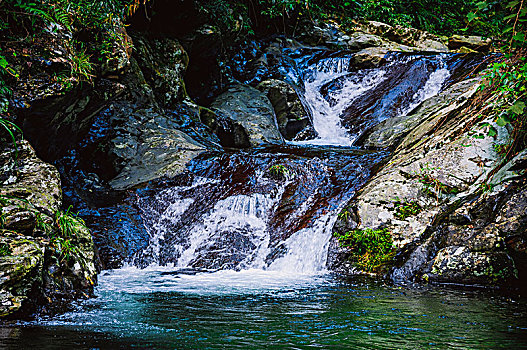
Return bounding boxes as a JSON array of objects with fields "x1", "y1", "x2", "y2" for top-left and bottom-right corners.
[
  {"x1": 0, "y1": 140, "x2": 97, "y2": 318},
  {"x1": 211, "y1": 84, "x2": 284, "y2": 147},
  {"x1": 357, "y1": 21, "x2": 449, "y2": 52},
  {"x1": 448, "y1": 35, "x2": 492, "y2": 52},
  {"x1": 358, "y1": 77, "x2": 482, "y2": 148},
  {"x1": 257, "y1": 79, "x2": 311, "y2": 140}
]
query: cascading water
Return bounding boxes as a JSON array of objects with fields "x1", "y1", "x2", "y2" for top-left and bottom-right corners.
[{"x1": 126, "y1": 51, "x2": 456, "y2": 276}]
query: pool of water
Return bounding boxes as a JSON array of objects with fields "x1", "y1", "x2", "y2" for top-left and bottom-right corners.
[{"x1": 2, "y1": 268, "x2": 526, "y2": 349}]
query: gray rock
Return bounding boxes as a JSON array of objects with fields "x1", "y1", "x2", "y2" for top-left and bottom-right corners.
[
  {"x1": 347, "y1": 32, "x2": 384, "y2": 50},
  {"x1": 361, "y1": 77, "x2": 482, "y2": 149},
  {"x1": 358, "y1": 20, "x2": 449, "y2": 52},
  {"x1": 0, "y1": 234, "x2": 44, "y2": 317},
  {"x1": 448, "y1": 35, "x2": 492, "y2": 52},
  {"x1": 257, "y1": 79, "x2": 312, "y2": 140},
  {"x1": 211, "y1": 84, "x2": 284, "y2": 147}
]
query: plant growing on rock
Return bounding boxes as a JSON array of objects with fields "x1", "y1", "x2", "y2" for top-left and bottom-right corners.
[
  {"x1": 333, "y1": 228, "x2": 395, "y2": 273},
  {"x1": 393, "y1": 197, "x2": 422, "y2": 220},
  {"x1": 50, "y1": 206, "x2": 86, "y2": 262},
  {"x1": 0, "y1": 243, "x2": 11, "y2": 257},
  {"x1": 268, "y1": 164, "x2": 291, "y2": 180},
  {"x1": 415, "y1": 163, "x2": 459, "y2": 200}
]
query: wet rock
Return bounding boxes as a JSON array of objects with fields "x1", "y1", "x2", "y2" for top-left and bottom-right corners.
[
  {"x1": 211, "y1": 84, "x2": 284, "y2": 147},
  {"x1": 296, "y1": 20, "x2": 349, "y2": 48},
  {"x1": 427, "y1": 247, "x2": 516, "y2": 285},
  {"x1": 257, "y1": 79, "x2": 311, "y2": 140},
  {"x1": 199, "y1": 107, "x2": 251, "y2": 148},
  {"x1": 0, "y1": 234, "x2": 44, "y2": 317},
  {"x1": 448, "y1": 35, "x2": 492, "y2": 52},
  {"x1": 331, "y1": 65, "x2": 524, "y2": 286},
  {"x1": 359, "y1": 77, "x2": 482, "y2": 149},
  {"x1": 351, "y1": 47, "x2": 388, "y2": 69}
]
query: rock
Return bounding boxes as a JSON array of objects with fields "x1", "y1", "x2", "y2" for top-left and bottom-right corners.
[
  {"x1": 351, "y1": 47, "x2": 388, "y2": 68},
  {"x1": 296, "y1": 20, "x2": 348, "y2": 48},
  {"x1": 0, "y1": 234, "x2": 44, "y2": 317},
  {"x1": 108, "y1": 116, "x2": 206, "y2": 190},
  {"x1": 428, "y1": 247, "x2": 516, "y2": 284},
  {"x1": 357, "y1": 21, "x2": 448, "y2": 52},
  {"x1": 257, "y1": 79, "x2": 312, "y2": 140},
  {"x1": 359, "y1": 77, "x2": 482, "y2": 149},
  {"x1": 448, "y1": 35, "x2": 492, "y2": 52},
  {"x1": 101, "y1": 22, "x2": 133, "y2": 76},
  {"x1": 199, "y1": 107, "x2": 250, "y2": 148},
  {"x1": 131, "y1": 33, "x2": 189, "y2": 108},
  {"x1": 0, "y1": 140, "x2": 98, "y2": 318},
  {"x1": 1, "y1": 140, "x2": 61, "y2": 221},
  {"x1": 347, "y1": 32, "x2": 384, "y2": 50},
  {"x1": 211, "y1": 84, "x2": 284, "y2": 147},
  {"x1": 75, "y1": 48, "x2": 207, "y2": 191},
  {"x1": 331, "y1": 65, "x2": 523, "y2": 286}
]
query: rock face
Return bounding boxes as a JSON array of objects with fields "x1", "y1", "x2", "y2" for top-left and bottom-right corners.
[
  {"x1": 211, "y1": 84, "x2": 284, "y2": 147},
  {"x1": 0, "y1": 141, "x2": 97, "y2": 318},
  {"x1": 331, "y1": 67, "x2": 527, "y2": 287}
]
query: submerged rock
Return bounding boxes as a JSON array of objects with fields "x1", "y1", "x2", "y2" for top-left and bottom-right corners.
[{"x1": 211, "y1": 84, "x2": 284, "y2": 147}]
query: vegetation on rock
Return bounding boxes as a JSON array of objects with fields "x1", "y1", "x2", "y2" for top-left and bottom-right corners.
[{"x1": 333, "y1": 228, "x2": 395, "y2": 273}]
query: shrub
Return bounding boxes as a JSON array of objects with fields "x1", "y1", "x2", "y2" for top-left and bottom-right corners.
[{"x1": 334, "y1": 228, "x2": 395, "y2": 273}]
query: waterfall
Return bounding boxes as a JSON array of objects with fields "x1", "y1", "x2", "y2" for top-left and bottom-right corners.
[{"x1": 133, "y1": 52, "x2": 456, "y2": 274}]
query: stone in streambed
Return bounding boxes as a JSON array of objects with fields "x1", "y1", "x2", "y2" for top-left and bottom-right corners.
[
  {"x1": 211, "y1": 84, "x2": 284, "y2": 147},
  {"x1": 257, "y1": 79, "x2": 312, "y2": 141}
]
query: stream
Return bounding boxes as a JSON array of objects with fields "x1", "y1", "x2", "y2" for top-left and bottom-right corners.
[{"x1": 2, "y1": 49, "x2": 527, "y2": 348}]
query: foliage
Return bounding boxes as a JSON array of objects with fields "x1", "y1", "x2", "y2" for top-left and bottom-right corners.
[
  {"x1": 269, "y1": 164, "x2": 291, "y2": 179},
  {"x1": 467, "y1": 1, "x2": 527, "y2": 160},
  {"x1": 393, "y1": 198, "x2": 421, "y2": 220},
  {"x1": 334, "y1": 228, "x2": 395, "y2": 273},
  {"x1": 0, "y1": 0, "x2": 143, "y2": 91},
  {"x1": 50, "y1": 236, "x2": 80, "y2": 262},
  {"x1": 0, "y1": 242, "x2": 12, "y2": 257},
  {"x1": 337, "y1": 207, "x2": 353, "y2": 221}
]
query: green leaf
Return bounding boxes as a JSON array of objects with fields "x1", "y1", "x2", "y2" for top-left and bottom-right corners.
[
  {"x1": 467, "y1": 12, "x2": 478, "y2": 22},
  {"x1": 476, "y1": 1, "x2": 488, "y2": 9},
  {"x1": 0, "y1": 57, "x2": 7, "y2": 69},
  {"x1": 488, "y1": 126, "x2": 497, "y2": 137},
  {"x1": 496, "y1": 114, "x2": 512, "y2": 126},
  {"x1": 506, "y1": 0, "x2": 520, "y2": 8},
  {"x1": 509, "y1": 101, "x2": 526, "y2": 115}
]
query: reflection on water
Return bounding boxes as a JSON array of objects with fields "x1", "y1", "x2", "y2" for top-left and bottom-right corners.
[{"x1": 2, "y1": 269, "x2": 526, "y2": 349}]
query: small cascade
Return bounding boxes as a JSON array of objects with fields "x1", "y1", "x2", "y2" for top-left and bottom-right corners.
[
  {"x1": 290, "y1": 52, "x2": 453, "y2": 146},
  {"x1": 132, "y1": 51, "x2": 462, "y2": 275}
]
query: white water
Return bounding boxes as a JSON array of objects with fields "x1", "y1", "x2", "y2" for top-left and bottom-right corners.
[{"x1": 400, "y1": 55, "x2": 450, "y2": 117}]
